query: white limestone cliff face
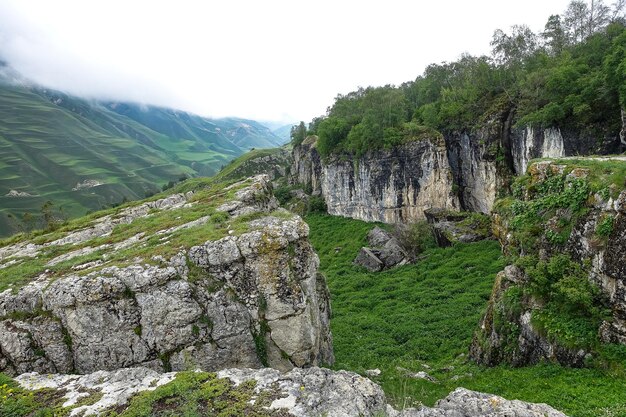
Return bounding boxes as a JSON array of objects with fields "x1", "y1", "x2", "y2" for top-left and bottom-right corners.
[
  {"x1": 0, "y1": 176, "x2": 333, "y2": 376},
  {"x1": 291, "y1": 138, "x2": 459, "y2": 223},
  {"x1": 512, "y1": 127, "x2": 566, "y2": 174},
  {"x1": 446, "y1": 133, "x2": 498, "y2": 214},
  {"x1": 322, "y1": 140, "x2": 459, "y2": 222}
]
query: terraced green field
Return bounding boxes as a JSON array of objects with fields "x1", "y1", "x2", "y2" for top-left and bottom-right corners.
[{"x1": 0, "y1": 83, "x2": 285, "y2": 236}]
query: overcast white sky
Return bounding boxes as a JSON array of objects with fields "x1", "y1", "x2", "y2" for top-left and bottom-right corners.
[{"x1": 0, "y1": 0, "x2": 572, "y2": 123}]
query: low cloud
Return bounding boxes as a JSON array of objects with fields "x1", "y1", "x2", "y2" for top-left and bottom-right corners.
[{"x1": 0, "y1": 0, "x2": 571, "y2": 122}]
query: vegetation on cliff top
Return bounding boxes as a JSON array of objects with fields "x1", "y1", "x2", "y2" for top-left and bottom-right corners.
[
  {"x1": 294, "y1": 1, "x2": 626, "y2": 158},
  {"x1": 0, "y1": 176, "x2": 291, "y2": 293},
  {"x1": 485, "y1": 157, "x2": 626, "y2": 381}
]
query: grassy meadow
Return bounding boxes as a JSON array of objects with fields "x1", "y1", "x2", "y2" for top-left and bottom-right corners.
[{"x1": 305, "y1": 213, "x2": 626, "y2": 417}]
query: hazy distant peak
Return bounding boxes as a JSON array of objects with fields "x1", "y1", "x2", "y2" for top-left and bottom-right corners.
[{"x1": 0, "y1": 60, "x2": 31, "y2": 87}]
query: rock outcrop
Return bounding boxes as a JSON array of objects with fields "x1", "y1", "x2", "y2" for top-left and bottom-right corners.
[
  {"x1": 291, "y1": 136, "x2": 323, "y2": 195},
  {"x1": 353, "y1": 227, "x2": 410, "y2": 272},
  {"x1": 511, "y1": 127, "x2": 566, "y2": 176},
  {"x1": 472, "y1": 158, "x2": 626, "y2": 366},
  {"x1": 14, "y1": 366, "x2": 567, "y2": 417},
  {"x1": 424, "y1": 208, "x2": 492, "y2": 247},
  {"x1": 445, "y1": 131, "x2": 500, "y2": 214},
  {"x1": 0, "y1": 175, "x2": 333, "y2": 375},
  {"x1": 291, "y1": 137, "x2": 459, "y2": 223},
  {"x1": 291, "y1": 121, "x2": 621, "y2": 224},
  {"x1": 218, "y1": 148, "x2": 292, "y2": 182},
  {"x1": 470, "y1": 266, "x2": 589, "y2": 367}
]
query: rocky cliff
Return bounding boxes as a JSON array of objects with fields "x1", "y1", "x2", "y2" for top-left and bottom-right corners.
[
  {"x1": 0, "y1": 175, "x2": 333, "y2": 375},
  {"x1": 446, "y1": 120, "x2": 621, "y2": 213},
  {"x1": 291, "y1": 136, "x2": 459, "y2": 223},
  {"x1": 292, "y1": 121, "x2": 622, "y2": 220},
  {"x1": 471, "y1": 158, "x2": 626, "y2": 366},
  {"x1": 291, "y1": 136, "x2": 323, "y2": 195}
]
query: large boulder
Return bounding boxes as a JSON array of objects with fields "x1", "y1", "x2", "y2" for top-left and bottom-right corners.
[{"x1": 354, "y1": 227, "x2": 410, "y2": 271}]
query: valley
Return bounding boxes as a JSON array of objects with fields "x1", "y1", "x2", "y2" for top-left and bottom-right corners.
[
  {"x1": 0, "y1": 76, "x2": 286, "y2": 237},
  {"x1": 307, "y1": 213, "x2": 626, "y2": 416},
  {"x1": 1, "y1": 1, "x2": 626, "y2": 415}
]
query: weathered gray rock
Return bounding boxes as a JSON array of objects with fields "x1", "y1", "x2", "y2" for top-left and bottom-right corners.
[
  {"x1": 394, "y1": 387, "x2": 568, "y2": 417},
  {"x1": 445, "y1": 132, "x2": 498, "y2": 214},
  {"x1": 291, "y1": 136, "x2": 324, "y2": 195},
  {"x1": 16, "y1": 367, "x2": 177, "y2": 416},
  {"x1": 355, "y1": 227, "x2": 410, "y2": 271},
  {"x1": 354, "y1": 247, "x2": 384, "y2": 272},
  {"x1": 14, "y1": 367, "x2": 568, "y2": 417},
  {"x1": 291, "y1": 137, "x2": 459, "y2": 223},
  {"x1": 424, "y1": 208, "x2": 491, "y2": 247},
  {"x1": 378, "y1": 238, "x2": 408, "y2": 267},
  {"x1": 0, "y1": 175, "x2": 333, "y2": 375},
  {"x1": 368, "y1": 226, "x2": 393, "y2": 247}
]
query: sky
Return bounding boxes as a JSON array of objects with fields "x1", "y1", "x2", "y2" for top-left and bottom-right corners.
[{"x1": 0, "y1": 0, "x2": 573, "y2": 124}]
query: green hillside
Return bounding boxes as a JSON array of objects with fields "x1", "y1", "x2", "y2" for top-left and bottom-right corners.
[
  {"x1": 0, "y1": 81, "x2": 283, "y2": 236},
  {"x1": 307, "y1": 214, "x2": 626, "y2": 416},
  {"x1": 271, "y1": 123, "x2": 294, "y2": 144}
]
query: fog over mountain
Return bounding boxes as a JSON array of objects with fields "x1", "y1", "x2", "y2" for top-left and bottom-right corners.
[{"x1": 0, "y1": 0, "x2": 570, "y2": 123}]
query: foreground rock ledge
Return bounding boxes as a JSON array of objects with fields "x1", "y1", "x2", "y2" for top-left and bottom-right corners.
[
  {"x1": 15, "y1": 366, "x2": 568, "y2": 417},
  {"x1": 0, "y1": 175, "x2": 332, "y2": 375}
]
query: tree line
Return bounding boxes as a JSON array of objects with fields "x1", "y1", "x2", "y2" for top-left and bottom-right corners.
[{"x1": 292, "y1": 0, "x2": 626, "y2": 158}]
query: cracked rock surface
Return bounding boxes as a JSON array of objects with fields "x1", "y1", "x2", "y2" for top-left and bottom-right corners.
[
  {"x1": 0, "y1": 175, "x2": 333, "y2": 375},
  {"x1": 15, "y1": 366, "x2": 567, "y2": 417}
]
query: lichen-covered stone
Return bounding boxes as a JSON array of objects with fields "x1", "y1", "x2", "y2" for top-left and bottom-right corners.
[
  {"x1": 394, "y1": 387, "x2": 567, "y2": 417},
  {"x1": 0, "y1": 175, "x2": 333, "y2": 375},
  {"x1": 14, "y1": 367, "x2": 567, "y2": 417}
]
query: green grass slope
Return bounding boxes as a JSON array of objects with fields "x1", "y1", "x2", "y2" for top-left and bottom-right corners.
[
  {"x1": 306, "y1": 213, "x2": 626, "y2": 417},
  {"x1": 214, "y1": 147, "x2": 290, "y2": 182},
  {"x1": 0, "y1": 85, "x2": 196, "y2": 235},
  {"x1": 0, "y1": 80, "x2": 285, "y2": 237}
]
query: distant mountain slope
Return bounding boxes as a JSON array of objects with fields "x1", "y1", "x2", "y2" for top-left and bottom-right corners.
[
  {"x1": 0, "y1": 84, "x2": 195, "y2": 234},
  {"x1": 213, "y1": 117, "x2": 286, "y2": 149},
  {"x1": 272, "y1": 123, "x2": 294, "y2": 144},
  {"x1": 0, "y1": 72, "x2": 285, "y2": 236}
]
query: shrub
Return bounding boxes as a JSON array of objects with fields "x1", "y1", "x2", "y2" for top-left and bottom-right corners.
[
  {"x1": 393, "y1": 221, "x2": 436, "y2": 257},
  {"x1": 307, "y1": 196, "x2": 327, "y2": 214},
  {"x1": 596, "y1": 215, "x2": 615, "y2": 238},
  {"x1": 273, "y1": 185, "x2": 293, "y2": 206}
]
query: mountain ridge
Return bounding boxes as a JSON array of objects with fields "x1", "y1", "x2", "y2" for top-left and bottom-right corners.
[{"x1": 0, "y1": 67, "x2": 286, "y2": 236}]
